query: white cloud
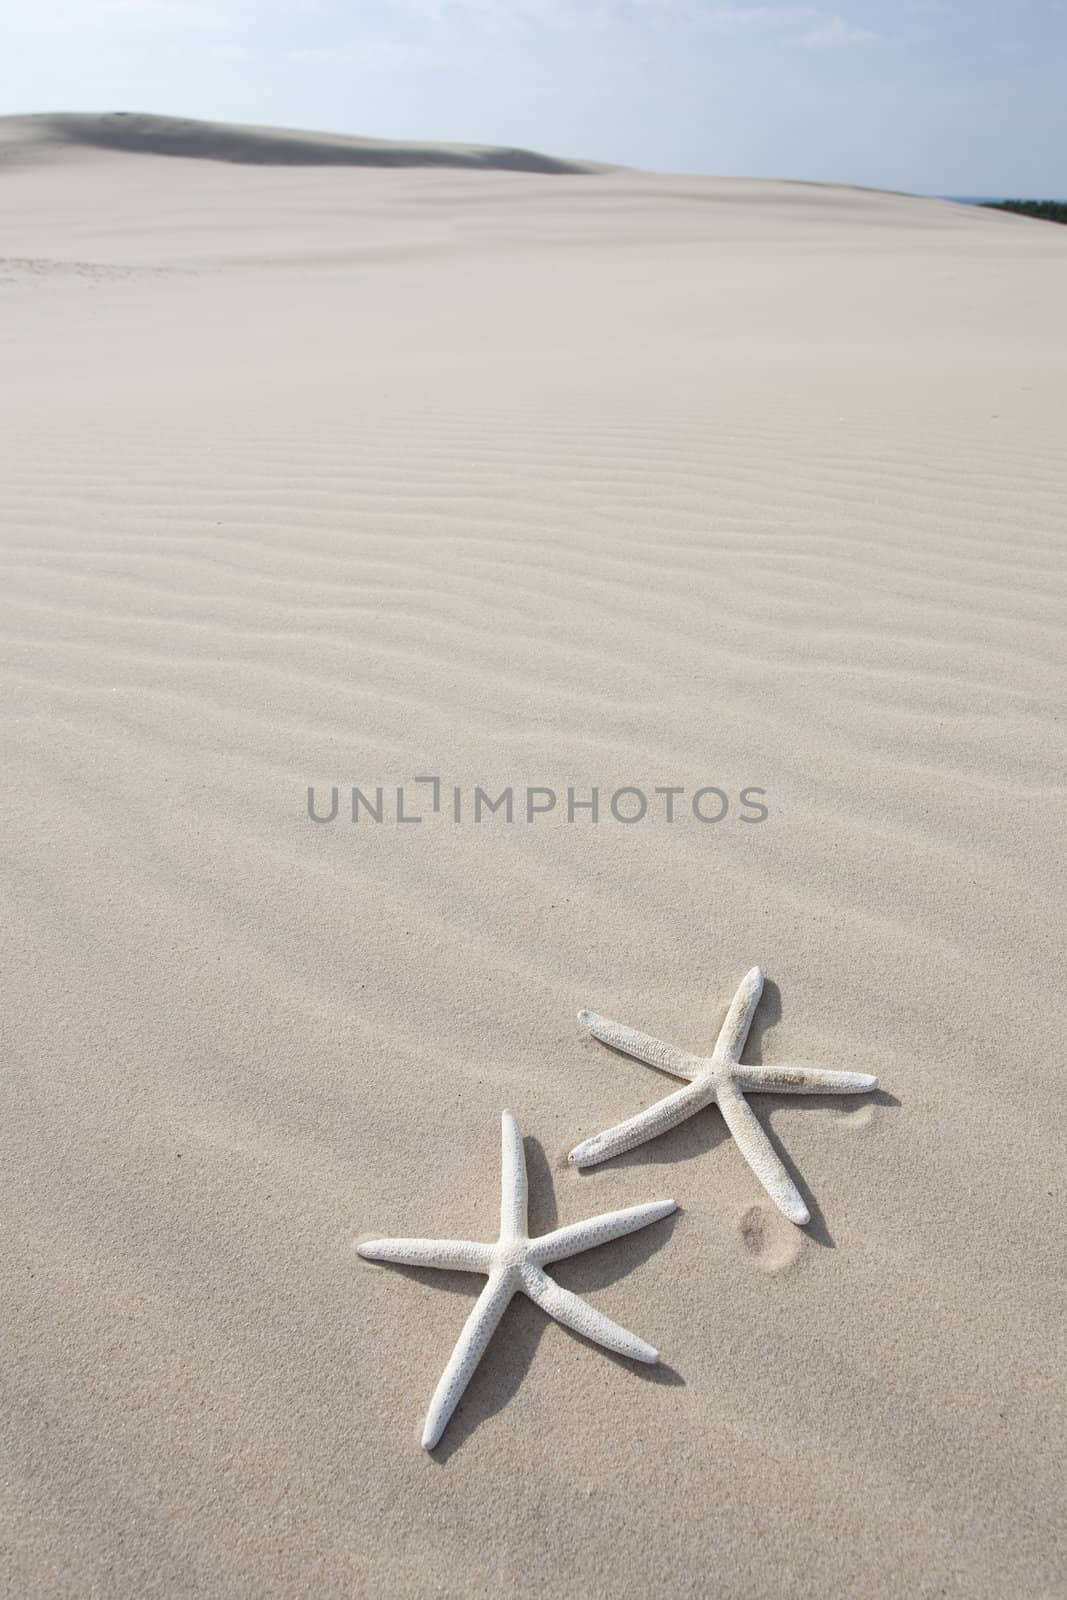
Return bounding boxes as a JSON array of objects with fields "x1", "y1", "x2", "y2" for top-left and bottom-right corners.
[
  {"x1": 286, "y1": 44, "x2": 353, "y2": 63},
  {"x1": 799, "y1": 14, "x2": 880, "y2": 44},
  {"x1": 704, "y1": 5, "x2": 818, "y2": 26},
  {"x1": 702, "y1": 5, "x2": 879, "y2": 43},
  {"x1": 0, "y1": 0, "x2": 881, "y2": 57}
]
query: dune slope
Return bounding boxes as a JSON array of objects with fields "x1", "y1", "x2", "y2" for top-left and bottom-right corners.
[
  {"x1": 0, "y1": 121, "x2": 1065, "y2": 1600},
  {"x1": 0, "y1": 111, "x2": 594, "y2": 172}
]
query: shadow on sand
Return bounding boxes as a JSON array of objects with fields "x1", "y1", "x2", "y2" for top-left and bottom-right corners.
[
  {"x1": 564, "y1": 975, "x2": 901, "y2": 1254},
  {"x1": 376, "y1": 1135, "x2": 683, "y2": 1462}
]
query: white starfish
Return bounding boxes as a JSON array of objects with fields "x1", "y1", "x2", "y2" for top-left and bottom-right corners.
[
  {"x1": 358, "y1": 1110, "x2": 676, "y2": 1449},
  {"x1": 569, "y1": 966, "x2": 878, "y2": 1226}
]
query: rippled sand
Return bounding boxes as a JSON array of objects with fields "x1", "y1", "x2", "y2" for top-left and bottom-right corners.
[{"x1": 1, "y1": 115, "x2": 1064, "y2": 1600}]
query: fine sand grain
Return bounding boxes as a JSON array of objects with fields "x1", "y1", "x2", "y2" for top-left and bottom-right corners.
[{"x1": 1, "y1": 114, "x2": 1064, "y2": 1600}]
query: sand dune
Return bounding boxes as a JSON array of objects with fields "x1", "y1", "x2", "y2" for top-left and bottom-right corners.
[
  {"x1": 0, "y1": 111, "x2": 594, "y2": 173},
  {"x1": 0, "y1": 120, "x2": 1064, "y2": 1600}
]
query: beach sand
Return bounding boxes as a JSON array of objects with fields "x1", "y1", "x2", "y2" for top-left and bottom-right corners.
[{"x1": 1, "y1": 114, "x2": 1064, "y2": 1598}]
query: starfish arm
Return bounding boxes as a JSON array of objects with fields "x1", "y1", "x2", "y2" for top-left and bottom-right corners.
[
  {"x1": 735, "y1": 1065, "x2": 878, "y2": 1096},
  {"x1": 499, "y1": 1110, "x2": 529, "y2": 1240},
  {"x1": 712, "y1": 966, "x2": 765, "y2": 1064},
  {"x1": 528, "y1": 1200, "x2": 677, "y2": 1265},
  {"x1": 715, "y1": 1077, "x2": 810, "y2": 1224},
  {"x1": 421, "y1": 1271, "x2": 515, "y2": 1450},
  {"x1": 568, "y1": 1079, "x2": 713, "y2": 1167},
  {"x1": 578, "y1": 1010, "x2": 697, "y2": 1080},
  {"x1": 358, "y1": 1238, "x2": 494, "y2": 1274},
  {"x1": 523, "y1": 1267, "x2": 660, "y2": 1363}
]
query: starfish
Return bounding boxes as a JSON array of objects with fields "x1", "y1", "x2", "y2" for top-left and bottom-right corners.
[
  {"x1": 358, "y1": 1110, "x2": 676, "y2": 1449},
  {"x1": 569, "y1": 966, "x2": 878, "y2": 1226}
]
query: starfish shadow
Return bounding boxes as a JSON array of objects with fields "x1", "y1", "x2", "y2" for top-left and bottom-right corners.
[
  {"x1": 743, "y1": 1104, "x2": 836, "y2": 1248},
  {"x1": 364, "y1": 1260, "x2": 480, "y2": 1299},
  {"x1": 525, "y1": 1134, "x2": 559, "y2": 1235},
  {"x1": 726, "y1": 976, "x2": 899, "y2": 1244},
  {"x1": 527, "y1": 1135, "x2": 684, "y2": 1387},
  {"x1": 740, "y1": 975, "x2": 783, "y2": 1063},
  {"x1": 429, "y1": 1137, "x2": 682, "y2": 1464},
  {"x1": 754, "y1": 976, "x2": 898, "y2": 1245},
  {"x1": 753, "y1": 1086, "x2": 900, "y2": 1248},
  {"x1": 564, "y1": 1099, "x2": 730, "y2": 1175},
  {"x1": 428, "y1": 1295, "x2": 547, "y2": 1463},
  {"x1": 570, "y1": 1093, "x2": 839, "y2": 1246}
]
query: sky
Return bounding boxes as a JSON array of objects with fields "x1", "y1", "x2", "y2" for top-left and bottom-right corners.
[{"x1": 1, "y1": 1, "x2": 1065, "y2": 194}]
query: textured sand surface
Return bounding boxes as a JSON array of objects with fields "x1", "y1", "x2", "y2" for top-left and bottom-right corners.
[{"x1": 1, "y1": 116, "x2": 1065, "y2": 1599}]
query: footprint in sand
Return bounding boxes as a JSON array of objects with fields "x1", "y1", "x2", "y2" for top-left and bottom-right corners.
[
  {"x1": 832, "y1": 1101, "x2": 877, "y2": 1130},
  {"x1": 739, "y1": 1204, "x2": 802, "y2": 1274}
]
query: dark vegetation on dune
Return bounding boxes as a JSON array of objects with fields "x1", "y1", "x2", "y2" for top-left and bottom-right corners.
[
  {"x1": 1, "y1": 111, "x2": 590, "y2": 174},
  {"x1": 981, "y1": 199, "x2": 1067, "y2": 225}
]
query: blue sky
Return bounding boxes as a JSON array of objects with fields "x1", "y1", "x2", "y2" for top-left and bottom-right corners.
[{"x1": 2, "y1": 1, "x2": 1064, "y2": 193}]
